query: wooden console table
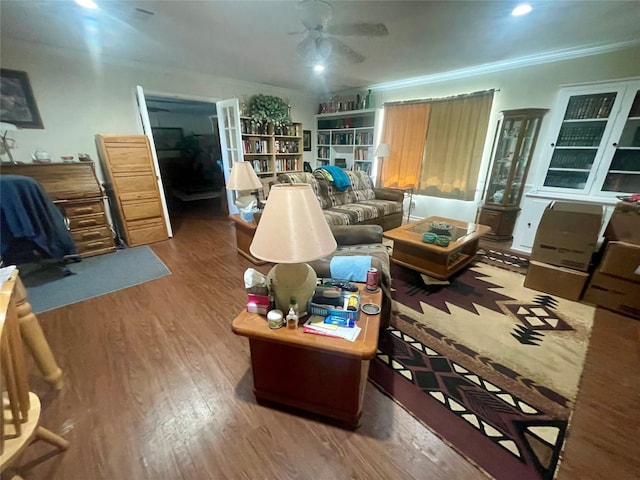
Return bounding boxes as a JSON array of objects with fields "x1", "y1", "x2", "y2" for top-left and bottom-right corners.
[{"x1": 231, "y1": 284, "x2": 382, "y2": 428}]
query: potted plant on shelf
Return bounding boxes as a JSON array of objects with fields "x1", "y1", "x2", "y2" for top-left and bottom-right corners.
[{"x1": 248, "y1": 94, "x2": 292, "y2": 134}]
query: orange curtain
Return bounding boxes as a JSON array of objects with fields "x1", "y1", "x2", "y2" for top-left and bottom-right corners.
[
  {"x1": 379, "y1": 103, "x2": 430, "y2": 189},
  {"x1": 418, "y1": 91, "x2": 494, "y2": 200}
]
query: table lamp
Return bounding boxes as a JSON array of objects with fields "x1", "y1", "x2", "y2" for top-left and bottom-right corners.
[
  {"x1": 227, "y1": 161, "x2": 263, "y2": 209},
  {"x1": 374, "y1": 143, "x2": 390, "y2": 187},
  {"x1": 250, "y1": 183, "x2": 337, "y2": 312}
]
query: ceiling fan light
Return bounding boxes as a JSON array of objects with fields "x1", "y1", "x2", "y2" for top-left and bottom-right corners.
[
  {"x1": 76, "y1": 0, "x2": 98, "y2": 9},
  {"x1": 512, "y1": 3, "x2": 532, "y2": 16},
  {"x1": 313, "y1": 64, "x2": 325, "y2": 73}
]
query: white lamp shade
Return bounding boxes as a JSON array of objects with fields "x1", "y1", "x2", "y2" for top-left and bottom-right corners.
[
  {"x1": 250, "y1": 184, "x2": 336, "y2": 263},
  {"x1": 227, "y1": 161, "x2": 263, "y2": 191},
  {"x1": 374, "y1": 143, "x2": 390, "y2": 157}
]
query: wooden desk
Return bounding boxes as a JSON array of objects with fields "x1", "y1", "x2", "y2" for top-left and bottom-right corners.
[
  {"x1": 232, "y1": 284, "x2": 382, "y2": 428},
  {"x1": 228, "y1": 214, "x2": 267, "y2": 265},
  {"x1": 384, "y1": 216, "x2": 491, "y2": 279},
  {"x1": 2, "y1": 163, "x2": 116, "y2": 258}
]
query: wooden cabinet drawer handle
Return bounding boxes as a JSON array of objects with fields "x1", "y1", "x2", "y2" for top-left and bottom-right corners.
[
  {"x1": 82, "y1": 232, "x2": 102, "y2": 240},
  {"x1": 78, "y1": 219, "x2": 98, "y2": 227},
  {"x1": 74, "y1": 207, "x2": 94, "y2": 214},
  {"x1": 87, "y1": 241, "x2": 106, "y2": 248}
]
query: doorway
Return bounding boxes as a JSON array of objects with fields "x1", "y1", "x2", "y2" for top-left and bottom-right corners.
[{"x1": 141, "y1": 94, "x2": 227, "y2": 231}]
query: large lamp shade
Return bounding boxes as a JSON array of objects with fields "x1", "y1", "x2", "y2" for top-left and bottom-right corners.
[{"x1": 250, "y1": 183, "x2": 336, "y2": 312}]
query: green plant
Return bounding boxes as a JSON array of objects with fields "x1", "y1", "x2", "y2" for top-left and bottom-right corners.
[{"x1": 248, "y1": 94, "x2": 291, "y2": 126}]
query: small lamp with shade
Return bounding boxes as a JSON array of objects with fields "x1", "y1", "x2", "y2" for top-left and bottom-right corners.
[{"x1": 249, "y1": 183, "x2": 336, "y2": 313}]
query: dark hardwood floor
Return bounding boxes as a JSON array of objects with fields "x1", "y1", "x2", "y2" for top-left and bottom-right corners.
[{"x1": 15, "y1": 200, "x2": 640, "y2": 480}]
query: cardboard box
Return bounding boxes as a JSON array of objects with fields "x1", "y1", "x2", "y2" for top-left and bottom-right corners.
[
  {"x1": 531, "y1": 201, "x2": 603, "y2": 272},
  {"x1": 603, "y1": 201, "x2": 640, "y2": 245},
  {"x1": 524, "y1": 260, "x2": 590, "y2": 301},
  {"x1": 583, "y1": 270, "x2": 640, "y2": 319},
  {"x1": 599, "y1": 241, "x2": 640, "y2": 283}
]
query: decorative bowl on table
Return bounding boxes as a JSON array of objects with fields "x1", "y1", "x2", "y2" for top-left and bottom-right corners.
[{"x1": 429, "y1": 221, "x2": 453, "y2": 237}]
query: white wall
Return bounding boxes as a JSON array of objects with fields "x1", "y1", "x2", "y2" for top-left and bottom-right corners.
[
  {"x1": 0, "y1": 38, "x2": 318, "y2": 184},
  {"x1": 369, "y1": 45, "x2": 640, "y2": 223}
]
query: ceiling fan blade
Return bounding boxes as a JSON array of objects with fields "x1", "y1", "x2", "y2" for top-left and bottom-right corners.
[
  {"x1": 325, "y1": 23, "x2": 389, "y2": 36},
  {"x1": 325, "y1": 37, "x2": 365, "y2": 64}
]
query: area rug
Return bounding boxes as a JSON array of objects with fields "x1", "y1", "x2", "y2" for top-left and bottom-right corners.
[
  {"x1": 368, "y1": 261, "x2": 594, "y2": 480},
  {"x1": 21, "y1": 246, "x2": 171, "y2": 313},
  {"x1": 477, "y1": 246, "x2": 530, "y2": 274}
]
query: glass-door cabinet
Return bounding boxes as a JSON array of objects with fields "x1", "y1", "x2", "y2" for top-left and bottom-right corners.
[
  {"x1": 479, "y1": 108, "x2": 548, "y2": 241},
  {"x1": 539, "y1": 80, "x2": 640, "y2": 196}
]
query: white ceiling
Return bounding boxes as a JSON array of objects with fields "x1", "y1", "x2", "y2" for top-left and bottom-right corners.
[{"x1": 1, "y1": 0, "x2": 639, "y2": 94}]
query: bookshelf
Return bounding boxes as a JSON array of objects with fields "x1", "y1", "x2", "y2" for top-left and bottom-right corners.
[
  {"x1": 240, "y1": 118, "x2": 303, "y2": 182},
  {"x1": 315, "y1": 109, "x2": 376, "y2": 174},
  {"x1": 540, "y1": 79, "x2": 640, "y2": 196}
]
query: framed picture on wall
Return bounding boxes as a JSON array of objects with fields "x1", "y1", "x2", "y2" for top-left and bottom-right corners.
[
  {"x1": 303, "y1": 130, "x2": 312, "y2": 151},
  {"x1": 151, "y1": 127, "x2": 184, "y2": 150},
  {"x1": 0, "y1": 69, "x2": 44, "y2": 129}
]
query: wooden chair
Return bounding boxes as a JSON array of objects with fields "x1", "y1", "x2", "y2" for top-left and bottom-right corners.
[{"x1": 1, "y1": 269, "x2": 69, "y2": 479}]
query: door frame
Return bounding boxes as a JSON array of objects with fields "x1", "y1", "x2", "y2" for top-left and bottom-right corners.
[{"x1": 133, "y1": 87, "x2": 223, "y2": 235}]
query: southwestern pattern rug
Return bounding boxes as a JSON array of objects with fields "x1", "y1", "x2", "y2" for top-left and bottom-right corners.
[{"x1": 368, "y1": 261, "x2": 594, "y2": 480}]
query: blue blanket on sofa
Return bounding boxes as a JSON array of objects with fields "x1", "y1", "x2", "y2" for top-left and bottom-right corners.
[{"x1": 321, "y1": 166, "x2": 351, "y2": 191}]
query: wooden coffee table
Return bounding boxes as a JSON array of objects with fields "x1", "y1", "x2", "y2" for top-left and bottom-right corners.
[
  {"x1": 231, "y1": 284, "x2": 382, "y2": 428},
  {"x1": 384, "y1": 216, "x2": 490, "y2": 279}
]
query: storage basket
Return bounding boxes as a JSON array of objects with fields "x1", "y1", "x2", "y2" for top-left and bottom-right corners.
[{"x1": 308, "y1": 292, "x2": 359, "y2": 322}]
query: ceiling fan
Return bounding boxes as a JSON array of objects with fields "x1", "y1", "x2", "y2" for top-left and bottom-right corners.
[{"x1": 292, "y1": 0, "x2": 389, "y2": 65}]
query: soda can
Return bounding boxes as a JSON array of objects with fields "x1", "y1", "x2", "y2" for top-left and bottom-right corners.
[{"x1": 366, "y1": 268, "x2": 379, "y2": 291}]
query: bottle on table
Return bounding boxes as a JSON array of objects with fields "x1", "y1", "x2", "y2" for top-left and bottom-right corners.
[
  {"x1": 286, "y1": 307, "x2": 298, "y2": 330},
  {"x1": 289, "y1": 297, "x2": 299, "y2": 317}
]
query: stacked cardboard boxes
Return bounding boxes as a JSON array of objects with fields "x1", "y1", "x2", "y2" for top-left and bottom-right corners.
[
  {"x1": 583, "y1": 202, "x2": 640, "y2": 319},
  {"x1": 524, "y1": 202, "x2": 603, "y2": 301}
]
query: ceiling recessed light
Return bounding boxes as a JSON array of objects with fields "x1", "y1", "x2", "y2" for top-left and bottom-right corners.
[
  {"x1": 76, "y1": 0, "x2": 98, "y2": 9},
  {"x1": 512, "y1": 3, "x2": 532, "y2": 16},
  {"x1": 313, "y1": 64, "x2": 325, "y2": 73}
]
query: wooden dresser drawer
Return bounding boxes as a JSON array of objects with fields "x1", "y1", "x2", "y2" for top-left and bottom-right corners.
[
  {"x1": 60, "y1": 200, "x2": 105, "y2": 217},
  {"x1": 68, "y1": 213, "x2": 108, "y2": 230},
  {"x1": 75, "y1": 238, "x2": 116, "y2": 257},
  {"x1": 71, "y1": 225, "x2": 112, "y2": 243}
]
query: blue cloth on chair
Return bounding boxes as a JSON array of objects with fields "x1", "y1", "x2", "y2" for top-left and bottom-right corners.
[
  {"x1": 330, "y1": 255, "x2": 372, "y2": 282},
  {"x1": 321, "y1": 166, "x2": 351, "y2": 191},
  {"x1": 1, "y1": 175, "x2": 77, "y2": 263}
]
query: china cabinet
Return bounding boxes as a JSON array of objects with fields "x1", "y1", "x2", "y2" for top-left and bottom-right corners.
[
  {"x1": 540, "y1": 79, "x2": 640, "y2": 196},
  {"x1": 479, "y1": 108, "x2": 547, "y2": 241},
  {"x1": 315, "y1": 109, "x2": 376, "y2": 173},
  {"x1": 511, "y1": 78, "x2": 640, "y2": 253}
]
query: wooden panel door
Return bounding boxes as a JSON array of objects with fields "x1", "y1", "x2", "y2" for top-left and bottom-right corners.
[{"x1": 96, "y1": 134, "x2": 168, "y2": 247}]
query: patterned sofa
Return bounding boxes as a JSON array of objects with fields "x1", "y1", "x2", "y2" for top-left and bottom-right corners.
[{"x1": 276, "y1": 170, "x2": 404, "y2": 231}]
